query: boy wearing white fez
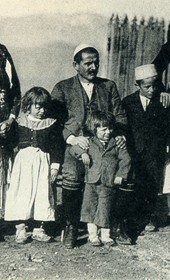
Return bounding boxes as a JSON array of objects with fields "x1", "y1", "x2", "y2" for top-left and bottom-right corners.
[
  {"x1": 122, "y1": 64, "x2": 170, "y2": 241},
  {"x1": 51, "y1": 43, "x2": 127, "y2": 248}
]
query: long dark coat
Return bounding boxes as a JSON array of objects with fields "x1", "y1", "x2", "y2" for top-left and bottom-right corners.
[{"x1": 123, "y1": 91, "x2": 169, "y2": 187}]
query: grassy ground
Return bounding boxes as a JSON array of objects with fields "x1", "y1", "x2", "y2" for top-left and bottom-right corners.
[{"x1": 0, "y1": 219, "x2": 170, "y2": 280}]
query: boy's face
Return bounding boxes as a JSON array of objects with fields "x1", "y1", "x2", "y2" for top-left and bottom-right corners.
[
  {"x1": 96, "y1": 126, "x2": 111, "y2": 143},
  {"x1": 139, "y1": 76, "x2": 158, "y2": 99}
]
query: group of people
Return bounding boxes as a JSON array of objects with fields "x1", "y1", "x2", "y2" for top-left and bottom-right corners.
[{"x1": 0, "y1": 42, "x2": 170, "y2": 249}]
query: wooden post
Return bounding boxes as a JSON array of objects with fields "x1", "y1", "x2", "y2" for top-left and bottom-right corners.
[
  {"x1": 118, "y1": 15, "x2": 129, "y2": 99},
  {"x1": 106, "y1": 15, "x2": 168, "y2": 99},
  {"x1": 135, "y1": 18, "x2": 145, "y2": 67},
  {"x1": 126, "y1": 17, "x2": 138, "y2": 96}
]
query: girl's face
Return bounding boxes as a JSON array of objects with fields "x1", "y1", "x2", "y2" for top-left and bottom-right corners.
[
  {"x1": 29, "y1": 103, "x2": 45, "y2": 119},
  {"x1": 96, "y1": 126, "x2": 111, "y2": 142}
]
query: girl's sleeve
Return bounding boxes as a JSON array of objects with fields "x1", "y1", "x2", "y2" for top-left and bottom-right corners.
[{"x1": 49, "y1": 122, "x2": 65, "y2": 165}]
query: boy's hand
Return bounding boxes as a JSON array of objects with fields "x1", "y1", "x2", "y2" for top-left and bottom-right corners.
[
  {"x1": 81, "y1": 153, "x2": 90, "y2": 165},
  {"x1": 115, "y1": 136, "x2": 126, "y2": 149},
  {"x1": 50, "y1": 168, "x2": 59, "y2": 184},
  {"x1": 160, "y1": 92, "x2": 170, "y2": 108},
  {"x1": 114, "y1": 177, "x2": 123, "y2": 185}
]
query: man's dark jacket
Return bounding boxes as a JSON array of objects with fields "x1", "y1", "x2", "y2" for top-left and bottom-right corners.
[{"x1": 51, "y1": 75, "x2": 127, "y2": 140}]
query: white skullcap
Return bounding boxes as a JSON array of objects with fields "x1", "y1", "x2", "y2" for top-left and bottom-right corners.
[
  {"x1": 73, "y1": 43, "x2": 97, "y2": 58},
  {"x1": 135, "y1": 64, "x2": 157, "y2": 80}
]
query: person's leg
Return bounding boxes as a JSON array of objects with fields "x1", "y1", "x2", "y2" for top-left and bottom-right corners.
[
  {"x1": 87, "y1": 223, "x2": 101, "y2": 246},
  {"x1": 130, "y1": 157, "x2": 155, "y2": 236},
  {"x1": 62, "y1": 188, "x2": 83, "y2": 248},
  {"x1": 150, "y1": 194, "x2": 169, "y2": 231},
  {"x1": 95, "y1": 186, "x2": 117, "y2": 246},
  {"x1": 81, "y1": 184, "x2": 100, "y2": 246},
  {"x1": 0, "y1": 219, "x2": 6, "y2": 242},
  {"x1": 61, "y1": 147, "x2": 85, "y2": 248},
  {"x1": 139, "y1": 153, "x2": 164, "y2": 232}
]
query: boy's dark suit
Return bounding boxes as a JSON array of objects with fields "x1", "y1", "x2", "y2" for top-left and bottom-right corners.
[{"x1": 123, "y1": 91, "x2": 169, "y2": 235}]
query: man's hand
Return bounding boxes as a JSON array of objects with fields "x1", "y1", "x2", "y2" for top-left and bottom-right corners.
[
  {"x1": 115, "y1": 136, "x2": 126, "y2": 149},
  {"x1": 50, "y1": 168, "x2": 59, "y2": 184},
  {"x1": 68, "y1": 135, "x2": 89, "y2": 149},
  {"x1": 0, "y1": 121, "x2": 10, "y2": 138},
  {"x1": 160, "y1": 92, "x2": 170, "y2": 108},
  {"x1": 81, "y1": 153, "x2": 90, "y2": 165},
  {"x1": 0, "y1": 117, "x2": 14, "y2": 136}
]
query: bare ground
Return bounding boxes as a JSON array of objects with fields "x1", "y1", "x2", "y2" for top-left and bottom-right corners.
[{"x1": 0, "y1": 221, "x2": 170, "y2": 280}]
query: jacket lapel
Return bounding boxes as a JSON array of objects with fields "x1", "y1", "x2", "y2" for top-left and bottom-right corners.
[
  {"x1": 134, "y1": 92, "x2": 146, "y2": 114},
  {"x1": 93, "y1": 79, "x2": 108, "y2": 112},
  {"x1": 93, "y1": 136, "x2": 117, "y2": 156},
  {"x1": 71, "y1": 75, "x2": 85, "y2": 123}
]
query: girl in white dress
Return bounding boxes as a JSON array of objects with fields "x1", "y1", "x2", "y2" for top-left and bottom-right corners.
[{"x1": 5, "y1": 87, "x2": 63, "y2": 243}]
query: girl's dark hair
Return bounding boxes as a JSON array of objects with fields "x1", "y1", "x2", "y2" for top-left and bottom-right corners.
[
  {"x1": 85, "y1": 110, "x2": 115, "y2": 136},
  {"x1": 22, "y1": 87, "x2": 51, "y2": 113},
  {"x1": 74, "y1": 47, "x2": 99, "y2": 64}
]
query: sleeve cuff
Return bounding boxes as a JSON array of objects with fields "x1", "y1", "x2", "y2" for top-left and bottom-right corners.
[
  {"x1": 114, "y1": 177, "x2": 123, "y2": 185},
  {"x1": 9, "y1": 114, "x2": 16, "y2": 120},
  {"x1": 51, "y1": 163, "x2": 60, "y2": 170},
  {"x1": 66, "y1": 135, "x2": 76, "y2": 145}
]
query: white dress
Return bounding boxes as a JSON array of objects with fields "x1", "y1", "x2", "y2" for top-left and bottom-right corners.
[{"x1": 4, "y1": 114, "x2": 59, "y2": 221}]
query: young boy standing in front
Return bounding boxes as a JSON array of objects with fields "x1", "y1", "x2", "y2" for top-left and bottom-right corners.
[{"x1": 69, "y1": 111, "x2": 131, "y2": 246}]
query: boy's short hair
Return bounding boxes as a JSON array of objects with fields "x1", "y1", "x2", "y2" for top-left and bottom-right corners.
[{"x1": 85, "y1": 110, "x2": 115, "y2": 136}]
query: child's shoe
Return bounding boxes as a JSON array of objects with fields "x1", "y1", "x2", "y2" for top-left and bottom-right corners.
[
  {"x1": 0, "y1": 234, "x2": 5, "y2": 242},
  {"x1": 87, "y1": 223, "x2": 101, "y2": 247},
  {"x1": 116, "y1": 231, "x2": 132, "y2": 245},
  {"x1": 100, "y1": 228, "x2": 117, "y2": 246},
  {"x1": 32, "y1": 228, "x2": 52, "y2": 242},
  {"x1": 15, "y1": 223, "x2": 28, "y2": 244},
  {"x1": 89, "y1": 236, "x2": 101, "y2": 247}
]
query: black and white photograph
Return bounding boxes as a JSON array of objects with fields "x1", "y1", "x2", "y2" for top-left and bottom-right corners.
[{"x1": 0, "y1": 0, "x2": 170, "y2": 279}]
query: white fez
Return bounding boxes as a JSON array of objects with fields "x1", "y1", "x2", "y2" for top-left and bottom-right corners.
[
  {"x1": 135, "y1": 64, "x2": 158, "y2": 80},
  {"x1": 73, "y1": 43, "x2": 97, "y2": 58}
]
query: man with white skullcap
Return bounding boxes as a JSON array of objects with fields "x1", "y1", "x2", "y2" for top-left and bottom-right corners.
[
  {"x1": 122, "y1": 64, "x2": 170, "y2": 242},
  {"x1": 0, "y1": 43, "x2": 21, "y2": 239},
  {"x1": 51, "y1": 43, "x2": 127, "y2": 248}
]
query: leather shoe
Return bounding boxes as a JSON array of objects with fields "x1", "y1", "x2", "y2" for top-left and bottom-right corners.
[
  {"x1": 63, "y1": 225, "x2": 77, "y2": 249},
  {"x1": 0, "y1": 234, "x2": 5, "y2": 242},
  {"x1": 116, "y1": 232, "x2": 132, "y2": 245},
  {"x1": 89, "y1": 236, "x2": 102, "y2": 247}
]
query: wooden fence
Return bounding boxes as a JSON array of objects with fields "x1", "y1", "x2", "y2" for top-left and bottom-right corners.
[{"x1": 106, "y1": 14, "x2": 169, "y2": 99}]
